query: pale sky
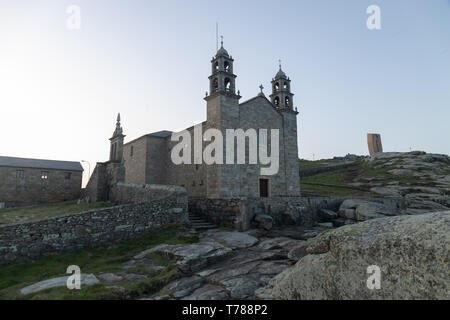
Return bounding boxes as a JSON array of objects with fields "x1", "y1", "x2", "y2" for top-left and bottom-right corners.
[{"x1": 1, "y1": 0, "x2": 449, "y2": 186}]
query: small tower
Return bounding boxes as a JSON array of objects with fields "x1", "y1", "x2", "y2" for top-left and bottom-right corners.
[
  {"x1": 109, "y1": 113, "x2": 125, "y2": 162},
  {"x1": 270, "y1": 63, "x2": 300, "y2": 196},
  {"x1": 270, "y1": 61, "x2": 295, "y2": 112},
  {"x1": 204, "y1": 38, "x2": 241, "y2": 197},
  {"x1": 206, "y1": 37, "x2": 240, "y2": 99}
]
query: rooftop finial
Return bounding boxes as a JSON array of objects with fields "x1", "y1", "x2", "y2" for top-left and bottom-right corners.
[
  {"x1": 113, "y1": 113, "x2": 123, "y2": 137},
  {"x1": 259, "y1": 84, "x2": 264, "y2": 93},
  {"x1": 221, "y1": 35, "x2": 224, "y2": 47},
  {"x1": 278, "y1": 59, "x2": 282, "y2": 70}
]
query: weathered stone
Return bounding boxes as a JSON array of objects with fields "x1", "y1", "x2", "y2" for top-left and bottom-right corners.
[
  {"x1": 97, "y1": 273, "x2": 123, "y2": 283},
  {"x1": 254, "y1": 214, "x2": 273, "y2": 230},
  {"x1": 318, "y1": 209, "x2": 338, "y2": 222},
  {"x1": 339, "y1": 208, "x2": 356, "y2": 220},
  {"x1": 0, "y1": 186, "x2": 188, "y2": 266},
  {"x1": 163, "y1": 276, "x2": 205, "y2": 299},
  {"x1": 256, "y1": 237, "x2": 300, "y2": 252},
  {"x1": 339, "y1": 199, "x2": 396, "y2": 222},
  {"x1": 122, "y1": 273, "x2": 147, "y2": 281},
  {"x1": 201, "y1": 230, "x2": 258, "y2": 249},
  {"x1": 287, "y1": 241, "x2": 309, "y2": 261},
  {"x1": 333, "y1": 218, "x2": 346, "y2": 227},
  {"x1": 20, "y1": 274, "x2": 99, "y2": 295},
  {"x1": 317, "y1": 222, "x2": 334, "y2": 229},
  {"x1": 135, "y1": 242, "x2": 232, "y2": 273},
  {"x1": 264, "y1": 211, "x2": 450, "y2": 300},
  {"x1": 182, "y1": 284, "x2": 229, "y2": 300}
]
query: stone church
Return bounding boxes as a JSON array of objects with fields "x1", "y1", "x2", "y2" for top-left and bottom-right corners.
[{"x1": 87, "y1": 42, "x2": 300, "y2": 201}]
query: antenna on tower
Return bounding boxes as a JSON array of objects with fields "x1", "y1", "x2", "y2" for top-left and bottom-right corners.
[{"x1": 216, "y1": 22, "x2": 219, "y2": 51}]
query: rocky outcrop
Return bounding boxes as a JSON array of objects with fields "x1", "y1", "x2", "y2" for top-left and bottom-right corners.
[
  {"x1": 151, "y1": 231, "x2": 308, "y2": 300},
  {"x1": 338, "y1": 199, "x2": 399, "y2": 222},
  {"x1": 366, "y1": 152, "x2": 450, "y2": 215},
  {"x1": 261, "y1": 211, "x2": 450, "y2": 300},
  {"x1": 253, "y1": 214, "x2": 273, "y2": 230},
  {"x1": 199, "y1": 230, "x2": 259, "y2": 249},
  {"x1": 20, "y1": 274, "x2": 99, "y2": 295},
  {"x1": 134, "y1": 241, "x2": 233, "y2": 273}
]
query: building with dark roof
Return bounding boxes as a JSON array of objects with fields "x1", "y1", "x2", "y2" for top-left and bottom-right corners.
[{"x1": 0, "y1": 156, "x2": 83, "y2": 208}]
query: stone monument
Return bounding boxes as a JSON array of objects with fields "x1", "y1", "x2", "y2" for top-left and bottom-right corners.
[{"x1": 367, "y1": 133, "x2": 383, "y2": 156}]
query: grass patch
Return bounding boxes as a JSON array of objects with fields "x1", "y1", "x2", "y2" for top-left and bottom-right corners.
[
  {"x1": 0, "y1": 227, "x2": 198, "y2": 300},
  {"x1": 301, "y1": 183, "x2": 359, "y2": 195},
  {"x1": 0, "y1": 201, "x2": 113, "y2": 225},
  {"x1": 302, "y1": 171, "x2": 346, "y2": 185},
  {"x1": 299, "y1": 159, "x2": 342, "y2": 170},
  {"x1": 300, "y1": 168, "x2": 360, "y2": 195}
]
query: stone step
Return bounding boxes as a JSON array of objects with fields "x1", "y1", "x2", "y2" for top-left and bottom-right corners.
[
  {"x1": 191, "y1": 223, "x2": 216, "y2": 228},
  {"x1": 192, "y1": 225, "x2": 217, "y2": 231},
  {"x1": 187, "y1": 213, "x2": 217, "y2": 230}
]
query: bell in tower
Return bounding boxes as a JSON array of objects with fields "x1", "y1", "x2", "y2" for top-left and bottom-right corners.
[{"x1": 270, "y1": 61, "x2": 295, "y2": 112}]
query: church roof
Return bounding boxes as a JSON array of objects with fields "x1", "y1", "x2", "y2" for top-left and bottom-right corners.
[
  {"x1": 275, "y1": 67, "x2": 287, "y2": 78},
  {"x1": 0, "y1": 156, "x2": 83, "y2": 172},
  {"x1": 216, "y1": 45, "x2": 229, "y2": 58},
  {"x1": 148, "y1": 130, "x2": 173, "y2": 138}
]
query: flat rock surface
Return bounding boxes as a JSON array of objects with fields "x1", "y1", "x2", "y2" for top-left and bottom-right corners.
[
  {"x1": 155, "y1": 232, "x2": 305, "y2": 300},
  {"x1": 135, "y1": 241, "x2": 233, "y2": 273},
  {"x1": 200, "y1": 230, "x2": 259, "y2": 249},
  {"x1": 20, "y1": 274, "x2": 99, "y2": 295}
]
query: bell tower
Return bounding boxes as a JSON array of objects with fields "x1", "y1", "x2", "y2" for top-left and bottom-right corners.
[
  {"x1": 270, "y1": 61, "x2": 295, "y2": 112},
  {"x1": 270, "y1": 62, "x2": 300, "y2": 196},
  {"x1": 109, "y1": 113, "x2": 125, "y2": 162},
  {"x1": 204, "y1": 38, "x2": 241, "y2": 198},
  {"x1": 206, "y1": 38, "x2": 240, "y2": 98}
]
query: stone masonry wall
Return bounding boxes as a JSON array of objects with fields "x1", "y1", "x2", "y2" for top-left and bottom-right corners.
[
  {"x1": 189, "y1": 196, "x2": 407, "y2": 232},
  {"x1": 0, "y1": 166, "x2": 82, "y2": 208},
  {"x1": 113, "y1": 183, "x2": 187, "y2": 204},
  {"x1": 189, "y1": 196, "x2": 308, "y2": 231},
  {"x1": 0, "y1": 184, "x2": 188, "y2": 266}
]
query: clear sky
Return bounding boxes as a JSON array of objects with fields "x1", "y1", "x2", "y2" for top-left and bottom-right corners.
[{"x1": 1, "y1": 0, "x2": 449, "y2": 185}]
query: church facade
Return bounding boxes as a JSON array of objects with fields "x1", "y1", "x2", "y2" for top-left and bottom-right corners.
[{"x1": 89, "y1": 43, "x2": 300, "y2": 200}]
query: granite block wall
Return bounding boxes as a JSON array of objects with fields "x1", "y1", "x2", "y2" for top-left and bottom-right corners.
[{"x1": 0, "y1": 184, "x2": 188, "y2": 266}]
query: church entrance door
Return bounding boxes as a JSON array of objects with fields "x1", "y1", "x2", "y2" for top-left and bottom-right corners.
[{"x1": 259, "y1": 179, "x2": 269, "y2": 198}]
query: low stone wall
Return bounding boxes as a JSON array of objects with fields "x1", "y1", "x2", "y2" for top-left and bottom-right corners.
[
  {"x1": 0, "y1": 184, "x2": 188, "y2": 266},
  {"x1": 188, "y1": 197, "x2": 310, "y2": 231},
  {"x1": 188, "y1": 198, "x2": 244, "y2": 229},
  {"x1": 189, "y1": 196, "x2": 407, "y2": 231},
  {"x1": 114, "y1": 183, "x2": 186, "y2": 204}
]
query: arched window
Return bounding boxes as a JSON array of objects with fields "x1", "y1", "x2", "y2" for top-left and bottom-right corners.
[
  {"x1": 274, "y1": 82, "x2": 280, "y2": 91},
  {"x1": 224, "y1": 61, "x2": 230, "y2": 72},
  {"x1": 283, "y1": 82, "x2": 288, "y2": 90},
  {"x1": 214, "y1": 62, "x2": 219, "y2": 71},
  {"x1": 285, "y1": 96, "x2": 290, "y2": 107},
  {"x1": 213, "y1": 78, "x2": 218, "y2": 91},
  {"x1": 224, "y1": 78, "x2": 231, "y2": 91},
  {"x1": 274, "y1": 97, "x2": 280, "y2": 106}
]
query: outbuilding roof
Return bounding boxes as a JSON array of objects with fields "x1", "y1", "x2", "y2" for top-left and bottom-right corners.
[{"x1": 0, "y1": 156, "x2": 84, "y2": 172}]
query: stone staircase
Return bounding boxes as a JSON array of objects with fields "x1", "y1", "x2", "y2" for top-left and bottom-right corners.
[{"x1": 188, "y1": 212, "x2": 218, "y2": 231}]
